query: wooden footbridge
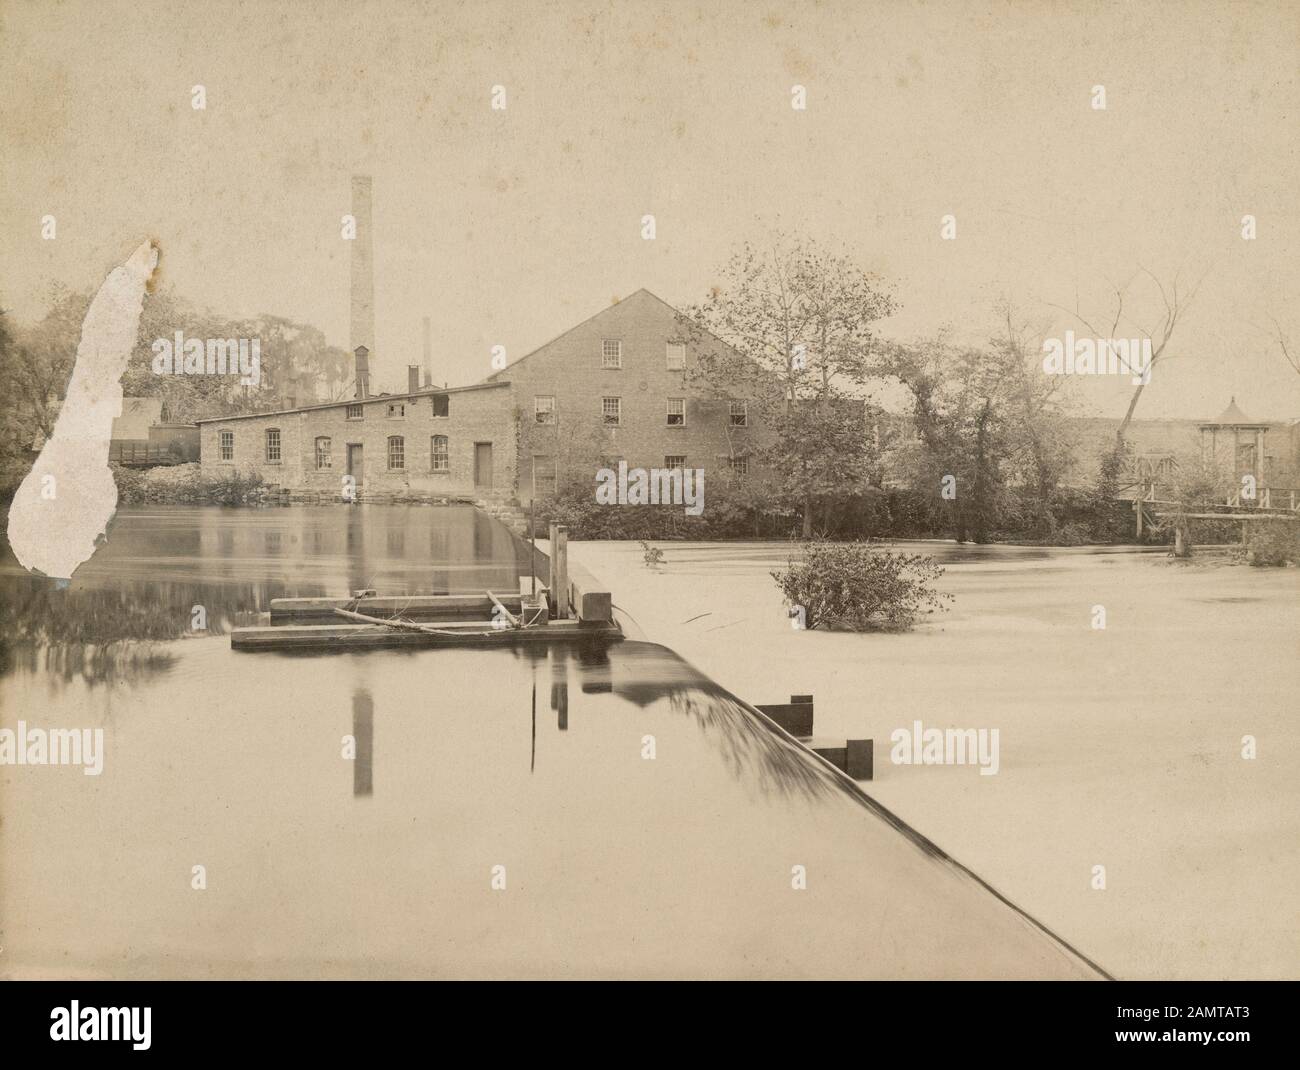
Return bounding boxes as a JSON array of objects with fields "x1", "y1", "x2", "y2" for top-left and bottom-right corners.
[{"x1": 1124, "y1": 482, "x2": 1300, "y2": 541}]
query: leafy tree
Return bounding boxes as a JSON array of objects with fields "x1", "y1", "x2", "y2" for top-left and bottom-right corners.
[
  {"x1": 683, "y1": 236, "x2": 897, "y2": 535},
  {"x1": 877, "y1": 334, "x2": 1017, "y2": 543}
]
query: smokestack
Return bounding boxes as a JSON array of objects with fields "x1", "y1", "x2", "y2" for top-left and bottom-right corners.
[
  {"x1": 408, "y1": 365, "x2": 420, "y2": 394},
  {"x1": 354, "y1": 346, "x2": 370, "y2": 400},
  {"x1": 422, "y1": 316, "x2": 432, "y2": 388},
  {"x1": 350, "y1": 174, "x2": 375, "y2": 380}
]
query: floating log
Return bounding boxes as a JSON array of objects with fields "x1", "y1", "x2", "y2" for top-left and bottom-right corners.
[
  {"x1": 331, "y1": 606, "x2": 491, "y2": 634},
  {"x1": 232, "y1": 618, "x2": 617, "y2": 652},
  {"x1": 270, "y1": 594, "x2": 522, "y2": 625},
  {"x1": 485, "y1": 590, "x2": 520, "y2": 628}
]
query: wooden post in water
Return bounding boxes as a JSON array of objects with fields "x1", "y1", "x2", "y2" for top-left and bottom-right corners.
[
  {"x1": 1134, "y1": 497, "x2": 1143, "y2": 540},
  {"x1": 552, "y1": 525, "x2": 569, "y2": 620},
  {"x1": 548, "y1": 523, "x2": 558, "y2": 615},
  {"x1": 529, "y1": 499, "x2": 536, "y2": 598}
]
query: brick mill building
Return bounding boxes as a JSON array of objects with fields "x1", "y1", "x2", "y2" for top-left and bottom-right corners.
[{"x1": 196, "y1": 289, "x2": 763, "y2": 505}]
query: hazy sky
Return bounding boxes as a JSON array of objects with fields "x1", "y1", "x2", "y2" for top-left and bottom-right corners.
[{"x1": 2, "y1": 0, "x2": 1298, "y2": 419}]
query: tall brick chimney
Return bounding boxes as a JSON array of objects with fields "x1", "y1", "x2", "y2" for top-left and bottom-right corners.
[
  {"x1": 350, "y1": 174, "x2": 375, "y2": 389},
  {"x1": 408, "y1": 365, "x2": 420, "y2": 394},
  {"x1": 422, "y1": 316, "x2": 432, "y2": 388},
  {"x1": 354, "y1": 345, "x2": 370, "y2": 400}
]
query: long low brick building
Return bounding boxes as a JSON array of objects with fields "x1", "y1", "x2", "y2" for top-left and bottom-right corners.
[
  {"x1": 196, "y1": 380, "x2": 518, "y2": 500},
  {"x1": 197, "y1": 289, "x2": 779, "y2": 503}
]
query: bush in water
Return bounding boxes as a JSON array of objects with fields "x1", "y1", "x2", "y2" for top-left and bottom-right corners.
[
  {"x1": 1245, "y1": 522, "x2": 1300, "y2": 567},
  {"x1": 771, "y1": 539, "x2": 952, "y2": 631}
]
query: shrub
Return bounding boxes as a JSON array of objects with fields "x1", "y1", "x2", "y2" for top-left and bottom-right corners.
[
  {"x1": 110, "y1": 462, "x2": 265, "y2": 506},
  {"x1": 771, "y1": 539, "x2": 952, "y2": 631},
  {"x1": 1245, "y1": 522, "x2": 1300, "y2": 567},
  {"x1": 532, "y1": 478, "x2": 793, "y2": 540}
]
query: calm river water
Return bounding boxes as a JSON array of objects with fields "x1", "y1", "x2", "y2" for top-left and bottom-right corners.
[{"x1": 0, "y1": 505, "x2": 1101, "y2": 979}]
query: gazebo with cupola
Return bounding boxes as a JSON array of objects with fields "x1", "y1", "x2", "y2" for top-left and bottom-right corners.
[{"x1": 1199, "y1": 397, "x2": 1269, "y2": 486}]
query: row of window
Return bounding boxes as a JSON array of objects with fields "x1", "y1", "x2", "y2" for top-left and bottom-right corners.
[
  {"x1": 345, "y1": 395, "x2": 450, "y2": 420},
  {"x1": 534, "y1": 396, "x2": 748, "y2": 428},
  {"x1": 600, "y1": 340, "x2": 687, "y2": 371},
  {"x1": 217, "y1": 429, "x2": 450, "y2": 472},
  {"x1": 533, "y1": 454, "x2": 748, "y2": 481}
]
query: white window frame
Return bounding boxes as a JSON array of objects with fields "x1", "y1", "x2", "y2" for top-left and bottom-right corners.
[
  {"x1": 729, "y1": 400, "x2": 748, "y2": 427},
  {"x1": 666, "y1": 342, "x2": 686, "y2": 370},
  {"x1": 218, "y1": 430, "x2": 234, "y2": 462},
  {"x1": 386, "y1": 402, "x2": 406, "y2": 419},
  {"x1": 665, "y1": 454, "x2": 686, "y2": 470},
  {"x1": 265, "y1": 428, "x2": 281, "y2": 464},
  {"x1": 431, "y1": 434, "x2": 449, "y2": 472},
  {"x1": 602, "y1": 397, "x2": 621, "y2": 426},
  {"x1": 601, "y1": 339, "x2": 622, "y2": 369},
  {"x1": 346, "y1": 404, "x2": 363, "y2": 420},
  {"x1": 534, "y1": 395, "x2": 556, "y2": 424},
  {"x1": 315, "y1": 436, "x2": 332, "y2": 469},
  {"x1": 387, "y1": 435, "x2": 405, "y2": 470},
  {"x1": 666, "y1": 397, "x2": 685, "y2": 427}
]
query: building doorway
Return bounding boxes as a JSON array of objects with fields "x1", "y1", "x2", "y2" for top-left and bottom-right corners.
[
  {"x1": 474, "y1": 443, "x2": 493, "y2": 489},
  {"x1": 347, "y1": 444, "x2": 364, "y2": 485}
]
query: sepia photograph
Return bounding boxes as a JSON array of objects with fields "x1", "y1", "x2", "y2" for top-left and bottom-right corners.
[{"x1": 0, "y1": 0, "x2": 1295, "y2": 1048}]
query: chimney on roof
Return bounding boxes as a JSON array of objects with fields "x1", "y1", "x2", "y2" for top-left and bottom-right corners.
[
  {"x1": 408, "y1": 365, "x2": 421, "y2": 394},
  {"x1": 350, "y1": 174, "x2": 375, "y2": 379},
  {"x1": 422, "y1": 316, "x2": 432, "y2": 388},
  {"x1": 354, "y1": 345, "x2": 370, "y2": 400}
]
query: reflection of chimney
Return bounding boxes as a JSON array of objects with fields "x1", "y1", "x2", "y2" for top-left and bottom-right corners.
[
  {"x1": 422, "y1": 316, "x2": 432, "y2": 388},
  {"x1": 354, "y1": 345, "x2": 370, "y2": 400},
  {"x1": 350, "y1": 174, "x2": 375, "y2": 374},
  {"x1": 408, "y1": 365, "x2": 420, "y2": 394}
]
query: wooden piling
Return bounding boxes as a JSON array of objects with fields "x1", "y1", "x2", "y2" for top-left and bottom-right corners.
[
  {"x1": 549, "y1": 524, "x2": 570, "y2": 620},
  {"x1": 846, "y1": 739, "x2": 874, "y2": 781}
]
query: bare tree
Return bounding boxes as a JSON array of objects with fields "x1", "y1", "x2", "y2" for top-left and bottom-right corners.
[
  {"x1": 1046, "y1": 267, "x2": 1201, "y2": 445},
  {"x1": 1267, "y1": 314, "x2": 1299, "y2": 377}
]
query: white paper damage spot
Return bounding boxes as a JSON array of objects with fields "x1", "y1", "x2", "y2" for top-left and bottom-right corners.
[{"x1": 7, "y1": 240, "x2": 159, "y2": 580}]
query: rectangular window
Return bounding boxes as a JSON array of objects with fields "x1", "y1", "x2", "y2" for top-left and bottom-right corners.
[
  {"x1": 388, "y1": 436, "x2": 405, "y2": 470},
  {"x1": 729, "y1": 456, "x2": 749, "y2": 478},
  {"x1": 218, "y1": 430, "x2": 233, "y2": 462},
  {"x1": 431, "y1": 394, "x2": 449, "y2": 418},
  {"x1": 534, "y1": 395, "x2": 555, "y2": 424},
  {"x1": 532, "y1": 455, "x2": 556, "y2": 497},
  {"x1": 431, "y1": 435, "x2": 448, "y2": 472},
  {"x1": 602, "y1": 397, "x2": 621, "y2": 425},
  {"x1": 666, "y1": 398, "x2": 685, "y2": 426},
  {"x1": 729, "y1": 400, "x2": 748, "y2": 427},
  {"x1": 602, "y1": 339, "x2": 622, "y2": 368},
  {"x1": 665, "y1": 454, "x2": 686, "y2": 470},
  {"x1": 386, "y1": 402, "x2": 405, "y2": 419},
  {"x1": 265, "y1": 428, "x2": 281, "y2": 463},
  {"x1": 666, "y1": 342, "x2": 686, "y2": 370},
  {"x1": 315, "y1": 436, "x2": 332, "y2": 469},
  {"x1": 346, "y1": 404, "x2": 363, "y2": 420}
]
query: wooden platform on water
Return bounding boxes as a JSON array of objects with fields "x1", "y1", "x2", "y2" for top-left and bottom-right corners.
[
  {"x1": 233, "y1": 617, "x2": 617, "y2": 652},
  {"x1": 237, "y1": 514, "x2": 619, "y2": 652}
]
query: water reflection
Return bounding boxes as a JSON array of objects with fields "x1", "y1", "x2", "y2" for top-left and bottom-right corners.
[
  {"x1": 0, "y1": 540, "x2": 1106, "y2": 978},
  {"x1": 352, "y1": 689, "x2": 373, "y2": 797},
  {"x1": 0, "y1": 504, "x2": 527, "y2": 684}
]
